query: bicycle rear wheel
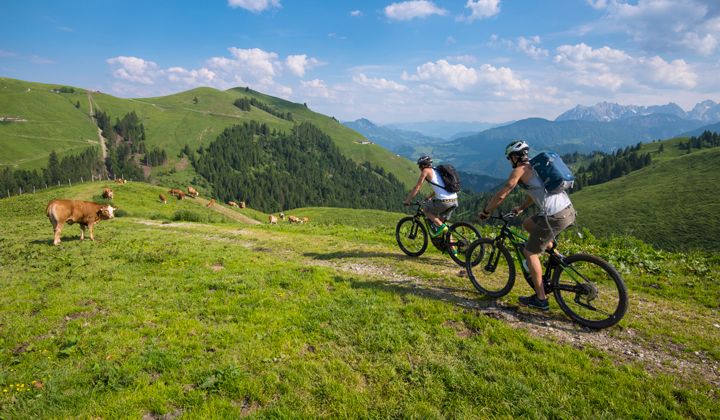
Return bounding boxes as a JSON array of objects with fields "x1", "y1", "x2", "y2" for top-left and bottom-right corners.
[
  {"x1": 465, "y1": 238, "x2": 515, "y2": 297},
  {"x1": 552, "y1": 253, "x2": 628, "y2": 329},
  {"x1": 447, "y1": 222, "x2": 483, "y2": 267},
  {"x1": 395, "y1": 216, "x2": 428, "y2": 257}
]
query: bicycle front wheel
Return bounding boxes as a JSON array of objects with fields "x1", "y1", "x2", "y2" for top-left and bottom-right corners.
[
  {"x1": 447, "y1": 222, "x2": 483, "y2": 267},
  {"x1": 552, "y1": 253, "x2": 628, "y2": 329},
  {"x1": 395, "y1": 216, "x2": 428, "y2": 257},
  {"x1": 465, "y1": 238, "x2": 515, "y2": 297}
]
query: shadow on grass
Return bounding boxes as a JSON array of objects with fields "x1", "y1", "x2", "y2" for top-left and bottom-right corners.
[{"x1": 328, "y1": 270, "x2": 590, "y2": 334}]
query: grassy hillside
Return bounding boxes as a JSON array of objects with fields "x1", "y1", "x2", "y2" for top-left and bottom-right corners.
[
  {"x1": 0, "y1": 77, "x2": 418, "y2": 188},
  {"x1": 0, "y1": 78, "x2": 99, "y2": 170},
  {"x1": 0, "y1": 181, "x2": 718, "y2": 417},
  {"x1": 572, "y1": 144, "x2": 720, "y2": 250}
]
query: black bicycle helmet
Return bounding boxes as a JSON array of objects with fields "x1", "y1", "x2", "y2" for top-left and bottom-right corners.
[{"x1": 416, "y1": 155, "x2": 433, "y2": 167}]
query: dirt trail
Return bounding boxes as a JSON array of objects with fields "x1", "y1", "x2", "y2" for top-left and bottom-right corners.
[{"x1": 87, "y1": 93, "x2": 107, "y2": 161}]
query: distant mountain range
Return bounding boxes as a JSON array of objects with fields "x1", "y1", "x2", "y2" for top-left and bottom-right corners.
[
  {"x1": 342, "y1": 118, "x2": 444, "y2": 156},
  {"x1": 556, "y1": 100, "x2": 720, "y2": 123},
  {"x1": 384, "y1": 120, "x2": 506, "y2": 140}
]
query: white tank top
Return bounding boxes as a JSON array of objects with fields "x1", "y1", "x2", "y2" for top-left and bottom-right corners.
[
  {"x1": 521, "y1": 170, "x2": 571, "y2": 215},
  {"x1": 428, "y1": 168, "x2": 458, "y2": 200}
]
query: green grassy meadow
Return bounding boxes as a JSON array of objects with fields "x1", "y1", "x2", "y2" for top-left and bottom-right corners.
[{"x1": 1, "y1": 181, "x2": 718, "y2": 417}]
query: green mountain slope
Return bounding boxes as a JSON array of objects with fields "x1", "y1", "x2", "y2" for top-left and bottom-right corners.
[
  {"x1": 572, "y1": 146, "x2": 720, "y2": 250},
  {"x1": 0, "y1": 78, "x2": 418, "y2": 188},
  {"x1": 0, "y1": 78, "x2": 99, "y2": 170}
]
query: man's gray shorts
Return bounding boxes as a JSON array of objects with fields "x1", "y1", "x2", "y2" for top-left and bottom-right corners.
[
  {"x1": 423, "y1": 198, "x2": 458, "y2": 221},
  {"x1": 526, "y1": 205, "x2": 576, "y2": 254}
]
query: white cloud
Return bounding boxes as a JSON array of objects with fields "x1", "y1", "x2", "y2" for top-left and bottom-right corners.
[
  {"x1": 402, "y1": 59, "x2": 478, "y2": 90},
  {"x1": 107, "y1": 56, "x2": 162, "y2": 85},
  {"x1": 589, "y1": 0, "x2": 720, "y2": 56},
  {"x1": 553, "y1": 42, "x2": 699, "y2": 91},
  {"x1": 384, "y1": 1, "x2": 447, "y2": 21},
  {"x1": 459, "y1": 0, "x2": 501, "y2": 22},
  {"x1": 300, "y1": 79, "x2": 331, "y2": 98},
  {"x1": 166, "y1": 67, "x2": 217, "y2": 85},
  {"x1": 640, "y1": 56, "x2": 697, "y2": 88},
  {"x1": 286, "y1": 54, "x2": 322, "y2": 77},
  {"x1": 586, "y1": 0, "x2": 608, "y2": 9},
  {"x1": 517, "y1": 36, "x2": 549, "y2": 59},
  {"x1": 490, "y1": 34, "x2": 549, "y2": 59},
  {"x1": 350, "y1": 10, "x2": 362, "y2": 17},
  {"x1": 353, "y1": 73, "x2": 407, "y2": 91},
  {"x1": 227, "y1": 0, "x2": 280, "y2": 13}
]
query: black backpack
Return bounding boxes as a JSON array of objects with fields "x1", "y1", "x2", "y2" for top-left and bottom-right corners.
[{"x1": 429, "y1": 165, "x2": 461, "y2": 193}]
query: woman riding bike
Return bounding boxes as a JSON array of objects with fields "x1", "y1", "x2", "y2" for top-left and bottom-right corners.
[
  {"x1": 403, "y1": 155, "x2": 459, "y2": 240},
  {"x1": 478, "y1": 140, "x2": 576, "y2": 311}
]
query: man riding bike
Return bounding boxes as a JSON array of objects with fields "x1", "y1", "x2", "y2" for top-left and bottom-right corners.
[
  {"x1": 478, "y1": 141, "x2": 576, "y2": 311},
  {"x1": 403, "y1": 155, "x2": 459, "y2": 239}
]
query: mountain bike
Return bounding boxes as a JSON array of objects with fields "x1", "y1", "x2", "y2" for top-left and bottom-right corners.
[
  {"x1": 396, "y1": 201, "x2": 482, "y2": 267},
  {"x1": 465, "y1": 211, "x2": 628, "y2": 329}
]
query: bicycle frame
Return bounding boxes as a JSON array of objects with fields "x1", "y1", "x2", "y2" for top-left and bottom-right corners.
[{"x1": 408, "y1": 201, "x2": 453, "y2": 252}]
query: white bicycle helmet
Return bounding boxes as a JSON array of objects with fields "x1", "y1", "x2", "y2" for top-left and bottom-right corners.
[{"x1": 505, "y1": 140, "x2": 529, "y2": 158}]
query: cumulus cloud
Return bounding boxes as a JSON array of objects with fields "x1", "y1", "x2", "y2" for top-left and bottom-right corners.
[
  {"x1": 107, "y1": 56, "x2": 162, "y2": 85},
  {"x1": 459, "y1": 0, "x2": 501, "y2": 22},
  {"x1": 350, "y1": 10, "x2": 362, "y2": 17},
  {"x1": 490, "y1": 34, "x2": 549, "y2": 59},
  {"x1": 300, "y1": 79, "x2": 331, "y2": 98},
  {"x1": 107, "y1": 47, "x2": 321, "y2": 99},
  {"x1": 589, "y1": 0, "x2": 720, "y2": 56},
  {"x1": 353, "y1": 73, "x2": 407, "y2": 91},
  {"x1": 553, "y1": 42, "x2": 699, "y2": 91},
  {"x1": 286, "y1": 54, "x2": 322, "y2": 77},
  {"x1": 400, "y1": 59, "x2": 531, "y2": 96},
  {"x1": 227, "y1": 0, "x2": 281, "y2": 13},
  {"x1": 384, "y1": 1, "x2": 447, "y2": 21}
]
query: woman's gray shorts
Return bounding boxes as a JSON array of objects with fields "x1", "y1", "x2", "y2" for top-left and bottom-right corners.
[
  {"x1": 526, "y1": 205, "x2": 576, "y2": 254},
  {"x1": 423, "y1": 198, "x2": 458, "y2": 220}
]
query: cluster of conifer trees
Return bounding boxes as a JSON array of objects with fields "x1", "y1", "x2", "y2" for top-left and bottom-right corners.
[
  {"x1": 193, "y1": 121, "x2": 406, "y2": 212},
  {"x1": 94, "y1": 110, "x2": 153, "y2": 179},
  {"x1": 233, "y1": 97, "x2": 294, "y2": 121},
  {"x1": 0, "y1": 148, "x2": 104, "y2": 197},
  {"x1": 567, "y1": 143, "x2": 652, "y2": 191},
  {"x1": 679, "y1": 130, "x2": 720, "y2": 152}
]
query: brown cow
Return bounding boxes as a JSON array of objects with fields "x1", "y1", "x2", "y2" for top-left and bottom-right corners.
[
  {"x1": 206, "y1": 199, "x2": 216, "y2": 208},
  {"x1": 46, "y1": 199, "x2": 115, "y2": 246},
  {"x1": 102, "y1": 188, "x2": 113, "y2": 200},
  {"x1": 238, "y1": 201, "x2": 246, "y2": 209},
  {"x1": 301, "y1": 217, "x2": 309, "y2": 224},
  {"x1": 228, "y1": 201, "x2": 239, "y2": 207},
  {"x1": 288, "y1": 215, "x2": 301, "y2": 224},
  {"x1": 268, "y1": 215, "x2": 278, "y2": 224},
  {"x1": 159, "y1": 193, "x2": 167, "y2": 204},
  {"x1": 187, "y1": 186, "x2": 199, "y2": 198},
  {"x1": 114, "y1": 178, "x2": 127, "y2": 184},
  {"x1": 168, "y1": 189, "x2": 184, "y2": 200},
  {"x1": 279, "y1": 212, "x2": 285, "y2": 221}
]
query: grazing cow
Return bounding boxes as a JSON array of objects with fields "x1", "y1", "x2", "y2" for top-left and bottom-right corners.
[
  {"x1": 238, "y1": 201, "x2": 246, "y2": 209},
  {"x1": 102, "y1": 188, "x2": 113, "y2": 200},
  {"x1": 301, "y1": 217, "x2": 309, "y2": 224},
  {"x1": 114, "y1": 178, "x2": 127, "y2": 184},
  {"x1": 46, "y1": 199, "x2": 115, "y2": 246},
  {"x1": 228, "y1": 201, "x2": 239, "y2": 207},
  {"x1": 268, "y1": 215, "x2": 278, "y2": 224},
  {"x1": 187, "y1": 186, "x2": 199, "y2": 198},
  {"x1": 159, "y1": 193, "x2": 167, "y2": 204},
  {"x1": 288, "y1": 215, "x2": 301, "y2": 224},
  {"x1": 168, "y1": 189, "x2": 185, "y2": 200},
  {"x1": 206, "y1": 199, "x2": 216, "y2": 208},
  {"x1": 279, "y1": 212, "x2": 285, "y2": 221}
]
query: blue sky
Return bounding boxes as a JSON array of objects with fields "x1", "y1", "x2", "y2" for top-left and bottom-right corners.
[{"x1": 2, "y1": 0, "x2": 719, "y2": 123}]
